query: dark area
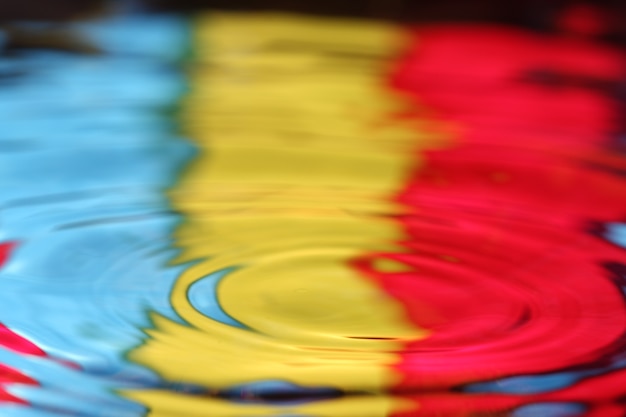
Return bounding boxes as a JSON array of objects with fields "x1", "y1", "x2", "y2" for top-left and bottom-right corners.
[
  {"x1": 2, "y1": 1, "x2": 626, "y2": 45},
  {"x1": 146, "y1": 0, "x2": 626, "y2": 45},
  {"x1": 0, "y1": 0, "x2": 106, "y2": 20},
  {"x1": 144, "y1": 0, "x2": 579, "y2": 26},
  {"x1": 0, "y1": 0, "x2": 618, "y2": 25}
]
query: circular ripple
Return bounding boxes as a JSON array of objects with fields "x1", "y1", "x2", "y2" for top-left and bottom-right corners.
[
  {"x1": 354, "y1": 143, "x2": 626, "y2": 390},
  {"x1": 365, "y1": 25, "x2": 626, "y2": 397}
]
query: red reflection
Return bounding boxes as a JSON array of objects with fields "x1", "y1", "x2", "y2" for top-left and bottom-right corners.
[
  {"x1": 360, "y1": 19, "x2": 626, "y2": 416},
  {"x1": 0, "y1": 243, "x2": 14, "y2": 270},
  {"x1": 0, "y1": 243, "x2": 42, "y2": 404}
]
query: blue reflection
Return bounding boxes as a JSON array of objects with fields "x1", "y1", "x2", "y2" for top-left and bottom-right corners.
[
  {"x1": 76, "y1": 14, "x2": 191, "y2": 60},
  {"x1": 513, "y1": 402, "x2": 585, "y2": 417},
  {"x1": 606, "y1": 223, "x2": 626, "y2": 249},
  {"x1": 0, "y1": 11, "x2": 192, "y2": 416},
  {"x1": 465, "y1": 357, "x2": 626, "y2": 395},
  {"x1": 188, "y1": 268, "x2": 248, "y2": 329},
  {"x1": 465, "y1": 373, "x2": 582, "y2": 395}
]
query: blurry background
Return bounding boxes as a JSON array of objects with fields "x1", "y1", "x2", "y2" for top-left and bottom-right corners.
[
  {"x1": 2, "y1": 0, "x2": 626, "y2": 55},
  {"x1": 0, "y1": 0, "x2": 625, "y2": 30},
  {"x1": 0, "y1": 1, "x2": 625, "y2": 416}
]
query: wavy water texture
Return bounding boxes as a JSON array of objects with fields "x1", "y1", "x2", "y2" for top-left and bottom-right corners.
[
  {"x1": 380, "y1": 25, "x2": 626, "y2": 416},
  {"x1": 0, "y1": 13, "x2": 192, "y2": 417},
  {"x1": 125, "y1": 13, "x2": 440, "y2": 417},
  {"x1": 1, "y1": 8, "x2": 626, "y2": 417}
]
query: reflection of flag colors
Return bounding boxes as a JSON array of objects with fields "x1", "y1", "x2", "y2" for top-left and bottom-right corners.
[
  {"x1": 125, "y1": 13, "x2": 435, "y2": 417},
  {"x1": 126, "y1": 12, "x2": 626, "y2": 417},
  {"x1": 0, "y1": 10, "x2": 625, "y2": 417}
]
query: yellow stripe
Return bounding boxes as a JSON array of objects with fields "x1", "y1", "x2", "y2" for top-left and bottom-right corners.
[{"x1": 125, "y1": 12, "x2": 433, "y2": 416}]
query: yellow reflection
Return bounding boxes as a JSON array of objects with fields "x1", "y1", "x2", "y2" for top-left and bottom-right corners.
[
  {"x1": 125, "y1": 12, "x2": 435, "y2": 416},
  {"x1": 127, "y1": 390, "x2": 416, "y2": 417}
]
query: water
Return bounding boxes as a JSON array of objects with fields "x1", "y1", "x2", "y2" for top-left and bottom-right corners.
[{"x1": 0, "y1": 9, "x2": 625, "y2": 417}]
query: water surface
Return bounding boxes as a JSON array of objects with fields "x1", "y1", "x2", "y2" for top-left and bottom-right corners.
[{"x1": 0, "y1": 9, "x2": 625, "y2": 417}]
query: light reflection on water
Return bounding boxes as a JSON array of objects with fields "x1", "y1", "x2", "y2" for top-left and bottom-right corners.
[
  {"x1": 0, "y1": 7, "x2": 625, "y2": 417},
  {"x1": 0, "y1": 13, "x2": 192, "y2": 417}
]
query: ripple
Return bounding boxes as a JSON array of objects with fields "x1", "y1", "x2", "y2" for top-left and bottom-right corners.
[
  {"x1": 0, "y1": 11, "x2": 191, "y2": 417},
  {"x1": 1, "y1": 6, "x2": 626, "y2": 417},
  {"x1": 371, "y1": 20, "x2": 626, "y2": 416}
]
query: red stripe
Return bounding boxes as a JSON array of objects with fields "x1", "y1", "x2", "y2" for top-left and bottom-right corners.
[{"x1": 361, "y1": 24, "x2": 626, "y2": 415}]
